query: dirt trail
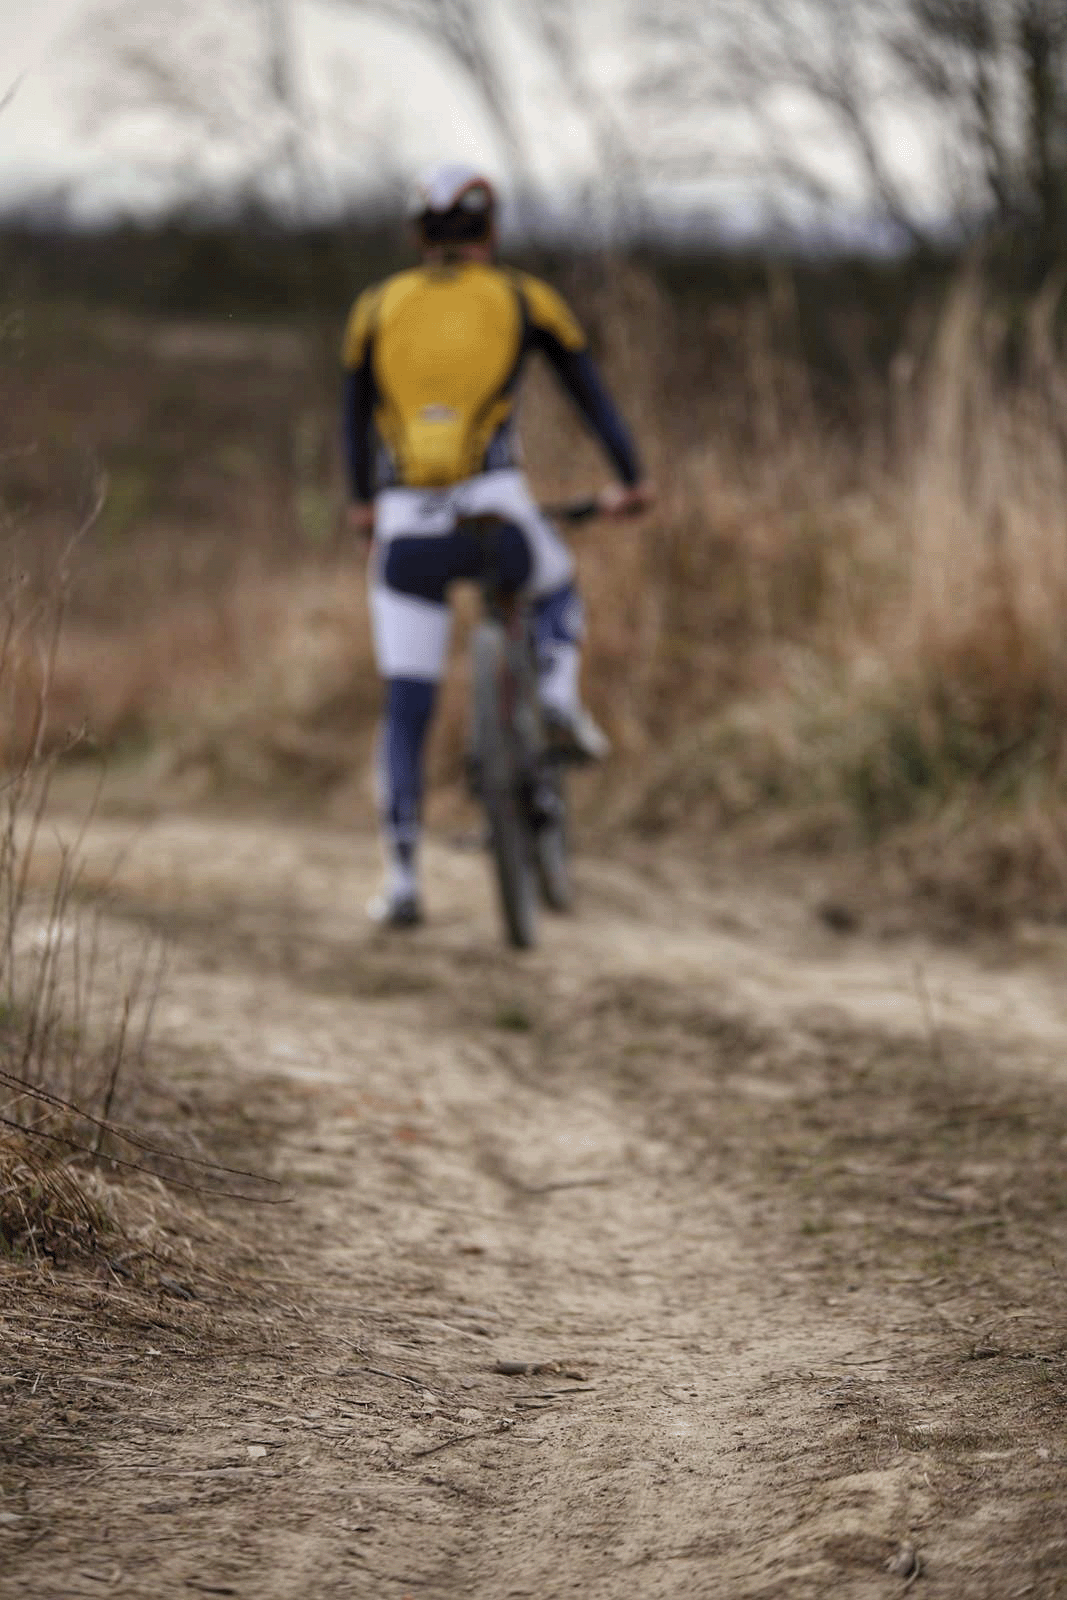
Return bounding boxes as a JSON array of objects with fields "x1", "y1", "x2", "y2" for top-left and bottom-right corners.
[{"x1": 5, "y1": 812, "x2": 1067, "y2": 1598}]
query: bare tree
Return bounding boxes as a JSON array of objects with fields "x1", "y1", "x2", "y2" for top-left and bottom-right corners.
[
  {"x1": 1017, "y1": 0, "x2": 1067, "y2": 245},
  {"x1": 325, "y1": 0, "x2": 535, "y2": 200},
  {"x1": 77, "y1": 0, "x2": 411, "y2": 221},
  {"x1": 631, "y1": 0, "x2": 1067, "y2": 249},
  {"x1": 79, "y1": 0, "x2": 667, "y2": 241},
  {"x1": 77, "y1": 0, "x2": 304, "y2": 214},
  {"x1": 629, "y1": 1, "x2": 920, "y2": 240},
  {"x1": 330, "y1": 0, "x2": 650, "y2": 236},
  {"x1": 79, "y1": 0, "x2": 535, "y2": 224},
  {"x1": 526, "y1": 0, "x2": 647, "y2": 236},
  {"x1": 889, "y1": 1, "x2": 1067, "y2": 240}
]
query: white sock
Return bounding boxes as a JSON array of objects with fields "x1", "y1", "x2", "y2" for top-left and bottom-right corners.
[
  {"x1": 538, "y1": 642, "x2": 581, "y2": 718},
  {"x1": 387, "y1": 859, "x2": 418, "y2": 903}
]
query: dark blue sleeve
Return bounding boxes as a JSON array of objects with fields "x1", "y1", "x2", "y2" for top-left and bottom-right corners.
[
  {"x1": 342, "y1": 362, "x2": 377, "y2": 502},
  {"x1": 530, "y1": 332, "x2": 641, "y2": 485}
]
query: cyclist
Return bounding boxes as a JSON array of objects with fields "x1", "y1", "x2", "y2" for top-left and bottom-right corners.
[{"x1": 342, "y1": 162, "x2": 653, "y2": 927}]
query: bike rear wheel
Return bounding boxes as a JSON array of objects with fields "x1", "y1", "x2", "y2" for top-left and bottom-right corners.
[{"x1": 471, "y1": 621, "x2": 538, "y2": 950}]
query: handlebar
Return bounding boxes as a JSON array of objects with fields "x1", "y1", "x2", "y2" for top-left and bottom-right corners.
[
  {"x1": 459, "y1": 493, "x2": 640, "y2": 536},
  {"x1": 541, "y1": 497, "x2": 601, "y2": 524}
]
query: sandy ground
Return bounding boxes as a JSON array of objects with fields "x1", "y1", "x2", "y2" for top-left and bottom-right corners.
[{"x1": 3, "y1": 809, "x2": 1067, "y2": 1598}]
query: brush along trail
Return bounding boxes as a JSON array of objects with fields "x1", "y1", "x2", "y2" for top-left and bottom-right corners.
[{"x1": 4, "y1": 809, "x2": 1067, "y2": 1599}]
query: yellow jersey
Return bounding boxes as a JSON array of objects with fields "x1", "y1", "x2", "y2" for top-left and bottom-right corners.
[{"x1": 341, "y1": 260, "x2": 639, "y2": 496}]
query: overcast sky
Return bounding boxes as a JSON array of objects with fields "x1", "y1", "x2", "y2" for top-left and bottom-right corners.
[
  {"x1": 0, "y1": 1, "x2": 638, "y2": 221},
  {"x1": 0, "y1": 0, "x2": 947, "y2": 244}
]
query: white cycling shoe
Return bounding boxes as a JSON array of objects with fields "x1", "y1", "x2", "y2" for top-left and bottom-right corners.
[
  {"x1": 366, "y1": 889, "x2": 424, "y2": 929},
  {"x1": 542, "y1": 703, "x2": 612, "y2": 764}
]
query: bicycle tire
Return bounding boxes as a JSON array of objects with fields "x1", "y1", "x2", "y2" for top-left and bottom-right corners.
[
  {"x1": 534, "y1": 772, "x2": 574, "y2": 913},
  {"x1": 471, "y1": 621, "x2": 538, "y2": 950}
]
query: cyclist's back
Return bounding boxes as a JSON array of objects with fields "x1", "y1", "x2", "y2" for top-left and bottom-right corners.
[{"x1": 343, "y1": 257, "x2": 638, "y2": 495}]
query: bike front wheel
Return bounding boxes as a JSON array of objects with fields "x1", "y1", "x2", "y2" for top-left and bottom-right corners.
[
  {"x1": 533, "y1": 770, "x2": 573, "y2": 913},
  {"x1": 470, "y1": 621, "x2": 538, "y2": 950}
]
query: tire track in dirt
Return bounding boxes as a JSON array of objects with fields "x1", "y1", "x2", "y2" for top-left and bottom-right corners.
[{"x1": 7, "y1": 812, "x2": 1067, "y2": 1598}]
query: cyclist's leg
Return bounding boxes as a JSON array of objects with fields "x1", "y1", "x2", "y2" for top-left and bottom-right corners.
[
  {"x1": 369, "y1": 542, "x2": 453, "y2": 920},
  {"x1": 451, "y1": 469, "x2": 607, "y2": 760},
  {"x1": 374, "y1": 677, "x2": 436, "y2": 911},
  {"x1": 513, "y1": 497, "x2": 610, "y2": 759},
  {"x1": 368, "y1": 524, "x2": 532, "y2": 918},
  {"x1": 531, "y1": 583, "x2": 584, "y2": 722},
  {"x1": 531, "y1": 583, "x2": 610, "y2": 760}
]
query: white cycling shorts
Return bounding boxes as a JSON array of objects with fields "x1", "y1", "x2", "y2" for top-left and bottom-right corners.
[{"x1": 369, "y1": 470, "x2": 573, "y2": 682}]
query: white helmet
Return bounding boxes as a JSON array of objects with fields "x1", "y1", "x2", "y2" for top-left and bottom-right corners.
[{"x1": 410, "y1": 162, "x2": 497, "y2": 243}]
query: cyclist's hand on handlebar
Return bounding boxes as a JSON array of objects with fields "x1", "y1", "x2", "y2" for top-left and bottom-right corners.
[
  {"x1": 347, "y1": 502, "x2": 376, "y2": 541},
  {"x1": 597, "y1": 481, "x2": 655, "y2": 518}
]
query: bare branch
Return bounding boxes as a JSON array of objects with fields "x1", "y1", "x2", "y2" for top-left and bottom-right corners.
[
  {"x1": 630, "y1": 0, "x2": 1067, "y2": 246},
  {"x1": 0, "y1": 73, "x2": 24, "y2": 116},
  {"x1": 326, "y1": 0, "x2": 533, "y2": 192},
  {"x1": 524, "y1": 0, "x2": 646, "y2": 233}
]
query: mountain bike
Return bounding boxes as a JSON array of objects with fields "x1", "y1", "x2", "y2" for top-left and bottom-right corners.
[{"x1": 464, "y1": 499, "x2": 599, "y2": 950}]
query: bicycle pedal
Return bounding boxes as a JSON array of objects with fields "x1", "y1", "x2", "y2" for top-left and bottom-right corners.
[{"x1": 542, "y1": 706, "x2": 611, "y2": 764}]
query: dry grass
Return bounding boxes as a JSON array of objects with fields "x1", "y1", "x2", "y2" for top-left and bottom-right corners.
[
  {"x1": 0, "y1": 444, "x2": 277, "y2": 1269},
  {"x1": 581, "y1": 267, "x2": 1067, "y2": 921},
  {"x1": 0, "y1": 516, "x2": 161, "y2": 1262},
  {"x1": 4, "y1": 267, "x2": 1067, "y2": 920}
]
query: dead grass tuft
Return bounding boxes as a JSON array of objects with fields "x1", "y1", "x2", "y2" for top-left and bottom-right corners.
[
  {"x1": 0, "y1": 1140, "x2": 112, "y2": 1264},
  {"x1": 0, "y1": 444, "x2": 279, "y2": 1273}
]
